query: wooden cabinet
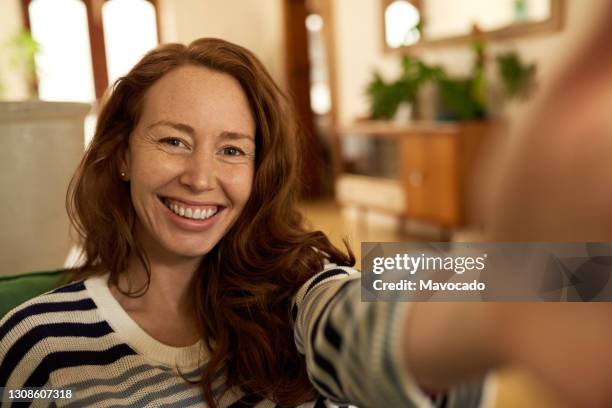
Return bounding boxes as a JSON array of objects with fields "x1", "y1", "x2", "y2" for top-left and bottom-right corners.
[{"x1": 335, "y1": 121, "x2": 491, "y2": 229}]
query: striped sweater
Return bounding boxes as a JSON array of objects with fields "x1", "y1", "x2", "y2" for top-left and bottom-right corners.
[{"x1": 0, "y1": 263, "x2": 494, "y2": 407}]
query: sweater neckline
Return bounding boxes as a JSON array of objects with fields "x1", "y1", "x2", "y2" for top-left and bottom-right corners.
[{"x1": 85, "y1": 272, "x2": 205, "y2": 369}]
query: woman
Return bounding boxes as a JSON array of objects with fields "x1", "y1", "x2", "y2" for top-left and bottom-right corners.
[
  {"x1": 0, "y1": 38, "x2": 611, "y2": 408},
  {"x1": 0, "y1": 37, "x2": 487, "y2": 408}
]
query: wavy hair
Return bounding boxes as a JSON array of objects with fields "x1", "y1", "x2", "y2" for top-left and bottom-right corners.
[{"x1": 66, "y1": 38, "x2": 354, "y2": 406}]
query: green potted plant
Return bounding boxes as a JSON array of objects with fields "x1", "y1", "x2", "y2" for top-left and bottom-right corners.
[
  {"x1": 1, "y1": 29, "x2": 40, "y2": 98},
  {"x1": 365, "y1": 41, "x2": 536, "y2": 122},
  {"x1": 366, "y1": 56, "x2": 442, "y2": 120},
  {"x1": 436, "y1": 41, "x2": 488, "y2": 121},
  {"x1": 496, "y1": 51, "x2": 536, "y2": 100}
]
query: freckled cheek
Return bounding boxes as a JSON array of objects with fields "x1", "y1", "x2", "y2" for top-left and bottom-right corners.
[
  {"x1": 135, "y1": 155, "x2": 184, "y2": 183},
  {"x1": 130, "y1": 157, "x2": 184, "y2": 212},
  {"x1": 218, "y1": 167, "x2": 254, "y2": 205}
]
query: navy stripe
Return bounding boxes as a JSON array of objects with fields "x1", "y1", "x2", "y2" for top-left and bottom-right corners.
[
  {"x1": 0, "y1": 321, "x2": 113, "y2": 385},
  {"x1": 9, "y1": 401, "x2": 31, "y2": 408},
  {"x1": 304, "y1": 269, "x2": 349, "y2": 297},
  {"x1": 68, "y1": 370, "x2": 191, "y2": 408},
  {"x1": 0, "y1": 299, "x2": 97, "y2": 343},
  {"x1": 307, "y1": 280, "x2": 355, "y2": 400},
  {"x1": 291, "y1": 304, "x2": 298, "y2": 322},
  {"x1": 322, "y1": 319, "x2": 342, "y2": 351},
  {"x1": 23, "y1": 343, "x2": 137, "y2": 388},
  {"x1": 314, "y1": 395, "x2": 327, "y2": 408},
  {"x1": 67, "y1": 365, "x2": 217, "y2": 408},
  {"x1": 51, "y1": 281, "x2": 86, "y2": 293},
  {"x1": 311, "y1": 345, "x2": 341, "y2": 397},
  {"x1": 226, "y1": 393, "x2": 264, "y2": 408},
  {"x1": 310, "y1": 377, "x2": 340, "y2": 403},
  {"x1": 161, "y1": 392, "x2": 206, "y2": 408},
  {"x1": 293, "y1": 269, "x2": 349, "y2": 325}
]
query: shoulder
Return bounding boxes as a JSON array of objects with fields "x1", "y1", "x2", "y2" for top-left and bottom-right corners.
[
  {"x1": 0, "y1": 280, "x2": 94, "y2": 336},
  {"x1": 301, "y1": 261, "x2": 359, "y2": 296},
  {"x1": 291, "y1": 261, "x2": 360, "y2": 321},
  {"x1": 0, "y1": 280, "x2": 105, "y2": 387}
]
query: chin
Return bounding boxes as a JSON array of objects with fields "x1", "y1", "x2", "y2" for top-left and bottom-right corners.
[
  {"x1": 173, "y1": 243, "x2": 217, "y2": 259},
  {"x1": 161, "y1": 229, "x2": 227, "y2": 259}
]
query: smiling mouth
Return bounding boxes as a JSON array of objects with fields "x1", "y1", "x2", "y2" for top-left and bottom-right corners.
[{"x1": 158, "y1": 196, "x2": 223, "y2": 221}]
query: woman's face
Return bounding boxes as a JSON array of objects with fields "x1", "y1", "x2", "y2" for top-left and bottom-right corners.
[{"x1": 122, "y1": 65, "x2": 256, "y2": 263}]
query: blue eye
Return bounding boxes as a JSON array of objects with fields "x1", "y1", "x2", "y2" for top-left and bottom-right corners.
[{"x1": 223, "y1": 146, "x2": 244, "y2": 156}]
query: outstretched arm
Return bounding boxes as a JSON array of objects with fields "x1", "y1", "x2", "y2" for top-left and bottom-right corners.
[
  {"x1": 292, "y1": 264, "x2": 494, "y2": 407},
  {"x1": 294, "y1": 266, "x2": 612, "y2": 408}
]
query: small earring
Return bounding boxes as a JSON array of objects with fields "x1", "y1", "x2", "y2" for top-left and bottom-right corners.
[{"x1": 120, "y1": 171, "x2": 126, "y2": 178}]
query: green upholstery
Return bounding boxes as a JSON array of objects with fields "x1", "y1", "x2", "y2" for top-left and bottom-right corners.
[{"x1": 0, "y1": 270, "x2": 65, "y2": 320}]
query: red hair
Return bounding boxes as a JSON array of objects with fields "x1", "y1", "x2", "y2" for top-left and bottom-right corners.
[{"x1": 66, "y1": 38, "x2": 354, "y2": 406}]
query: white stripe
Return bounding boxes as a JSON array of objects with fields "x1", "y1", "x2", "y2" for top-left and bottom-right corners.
[
  {"x1": 61, "y1": 355, "x2": 175, "y2": 401},
  {"x1": 66, "y1": 367, "x2": 201, "y2": 407},
  {"x1": 1, "y1": 308, "x2": 102, "y2": 359},
  {"x1": 145, "y1": 385, "x2": 204, "y2": 408},
  {"x1": 293, "y1": 266, "x2": 359, "y2": 307},
  {"x1": 389, "y1": 302, "x2": 447, "y2": 407},
  {"x1": 6, "y1": 332, "x2": 121, "y2": 387},
  {"x1": 299, "y1": 276, "x2": 437, "y2": 407},
  {"x1": 294, "y1": 277, "x2": 352, "y2": 354},
  {"x1": 330, "y1": 287, "x2": 375, "y2": 403},
  {"x1": 1, "y1": 288, "x2": 91, "y2": 325},
  {"x1": 478, "y1": 374, "x2": 497, "y2": 408},
  {"x1": 214, "y1": 386, "x2": 247, "y2": 407}
]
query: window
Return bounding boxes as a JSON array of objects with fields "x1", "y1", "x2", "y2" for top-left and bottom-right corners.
[
  {"x1": 22, "y1": 0, "x2": 160, "y2": 101},
  {"x1": 102, "y1": 0, "x2": 158, "y2": 85},
  {"x1": 384, "y1": 0, "x2": 421, "y2": 48},
  {"x1": 27, "y1": 0, "x2": 95, "y2": 102}
]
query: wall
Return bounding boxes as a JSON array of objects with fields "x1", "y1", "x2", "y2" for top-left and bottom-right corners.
[
  {"x1": 159, "y1": 0, "x2": 287, "y2": 86},
  {"x1": 0, "y1": 101, "x2": 90, "y2": 275},
  {"x1": 332, "y1": 0, "x2": 609, "y2": 126}
]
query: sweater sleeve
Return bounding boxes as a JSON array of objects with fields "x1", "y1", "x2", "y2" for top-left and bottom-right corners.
[{"x1": 291, "y1": 263, "x2": 495, "y2": 408}]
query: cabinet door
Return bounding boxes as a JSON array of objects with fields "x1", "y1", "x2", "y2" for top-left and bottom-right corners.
[{"x1": 400, "y1": 134, "x2": 460, "y2": 227}]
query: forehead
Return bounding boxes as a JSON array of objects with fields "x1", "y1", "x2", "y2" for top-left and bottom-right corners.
[{"x1": 138, "y1": 65, "x2": 255, "y2": 136}]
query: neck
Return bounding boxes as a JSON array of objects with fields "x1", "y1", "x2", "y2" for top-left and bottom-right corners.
[{"x1": 113, "y1": 250, "x2": 202, "y2": 319}]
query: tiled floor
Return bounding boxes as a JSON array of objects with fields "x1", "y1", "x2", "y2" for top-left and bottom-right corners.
[{"x1": 298, "y1": 198, "x2": 568, "y2": 408}]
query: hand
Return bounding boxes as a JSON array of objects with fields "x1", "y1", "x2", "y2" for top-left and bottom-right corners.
[
  {"x1": 492, "y1": 303, "x2": 612, "y2": 408},
  {"x1": 402, "y1": 302, "x2": 612, "y2": 408}
]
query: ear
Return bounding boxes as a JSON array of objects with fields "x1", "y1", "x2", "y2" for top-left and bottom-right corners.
[{"x1": 118, "y1": 142, "x2": 131, "y2": 180}]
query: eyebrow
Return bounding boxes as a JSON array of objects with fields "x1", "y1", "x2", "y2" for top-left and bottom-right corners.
[
  {"x1": 148, "y1": 120, "x2": 194, "y2": 135},
  {"x1": 147, "y1": 120, "x2": 254, "y2": 141},
  {"x1": 219, "y1": 131, "x2": 255, "y2": 142}
]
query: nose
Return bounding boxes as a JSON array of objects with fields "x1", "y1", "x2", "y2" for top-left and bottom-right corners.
[{"x1": 178, "y1": 152, "x2": 217, "y2": 192}]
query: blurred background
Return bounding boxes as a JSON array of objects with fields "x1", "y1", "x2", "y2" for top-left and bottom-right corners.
[{"x1": 0, "y1": 0, "x2": 608, "y2": 406}]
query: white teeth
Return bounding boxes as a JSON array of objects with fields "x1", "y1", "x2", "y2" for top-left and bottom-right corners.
[{"x1": 164, "y1": 198, "x2": 218, "y2": 220}]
